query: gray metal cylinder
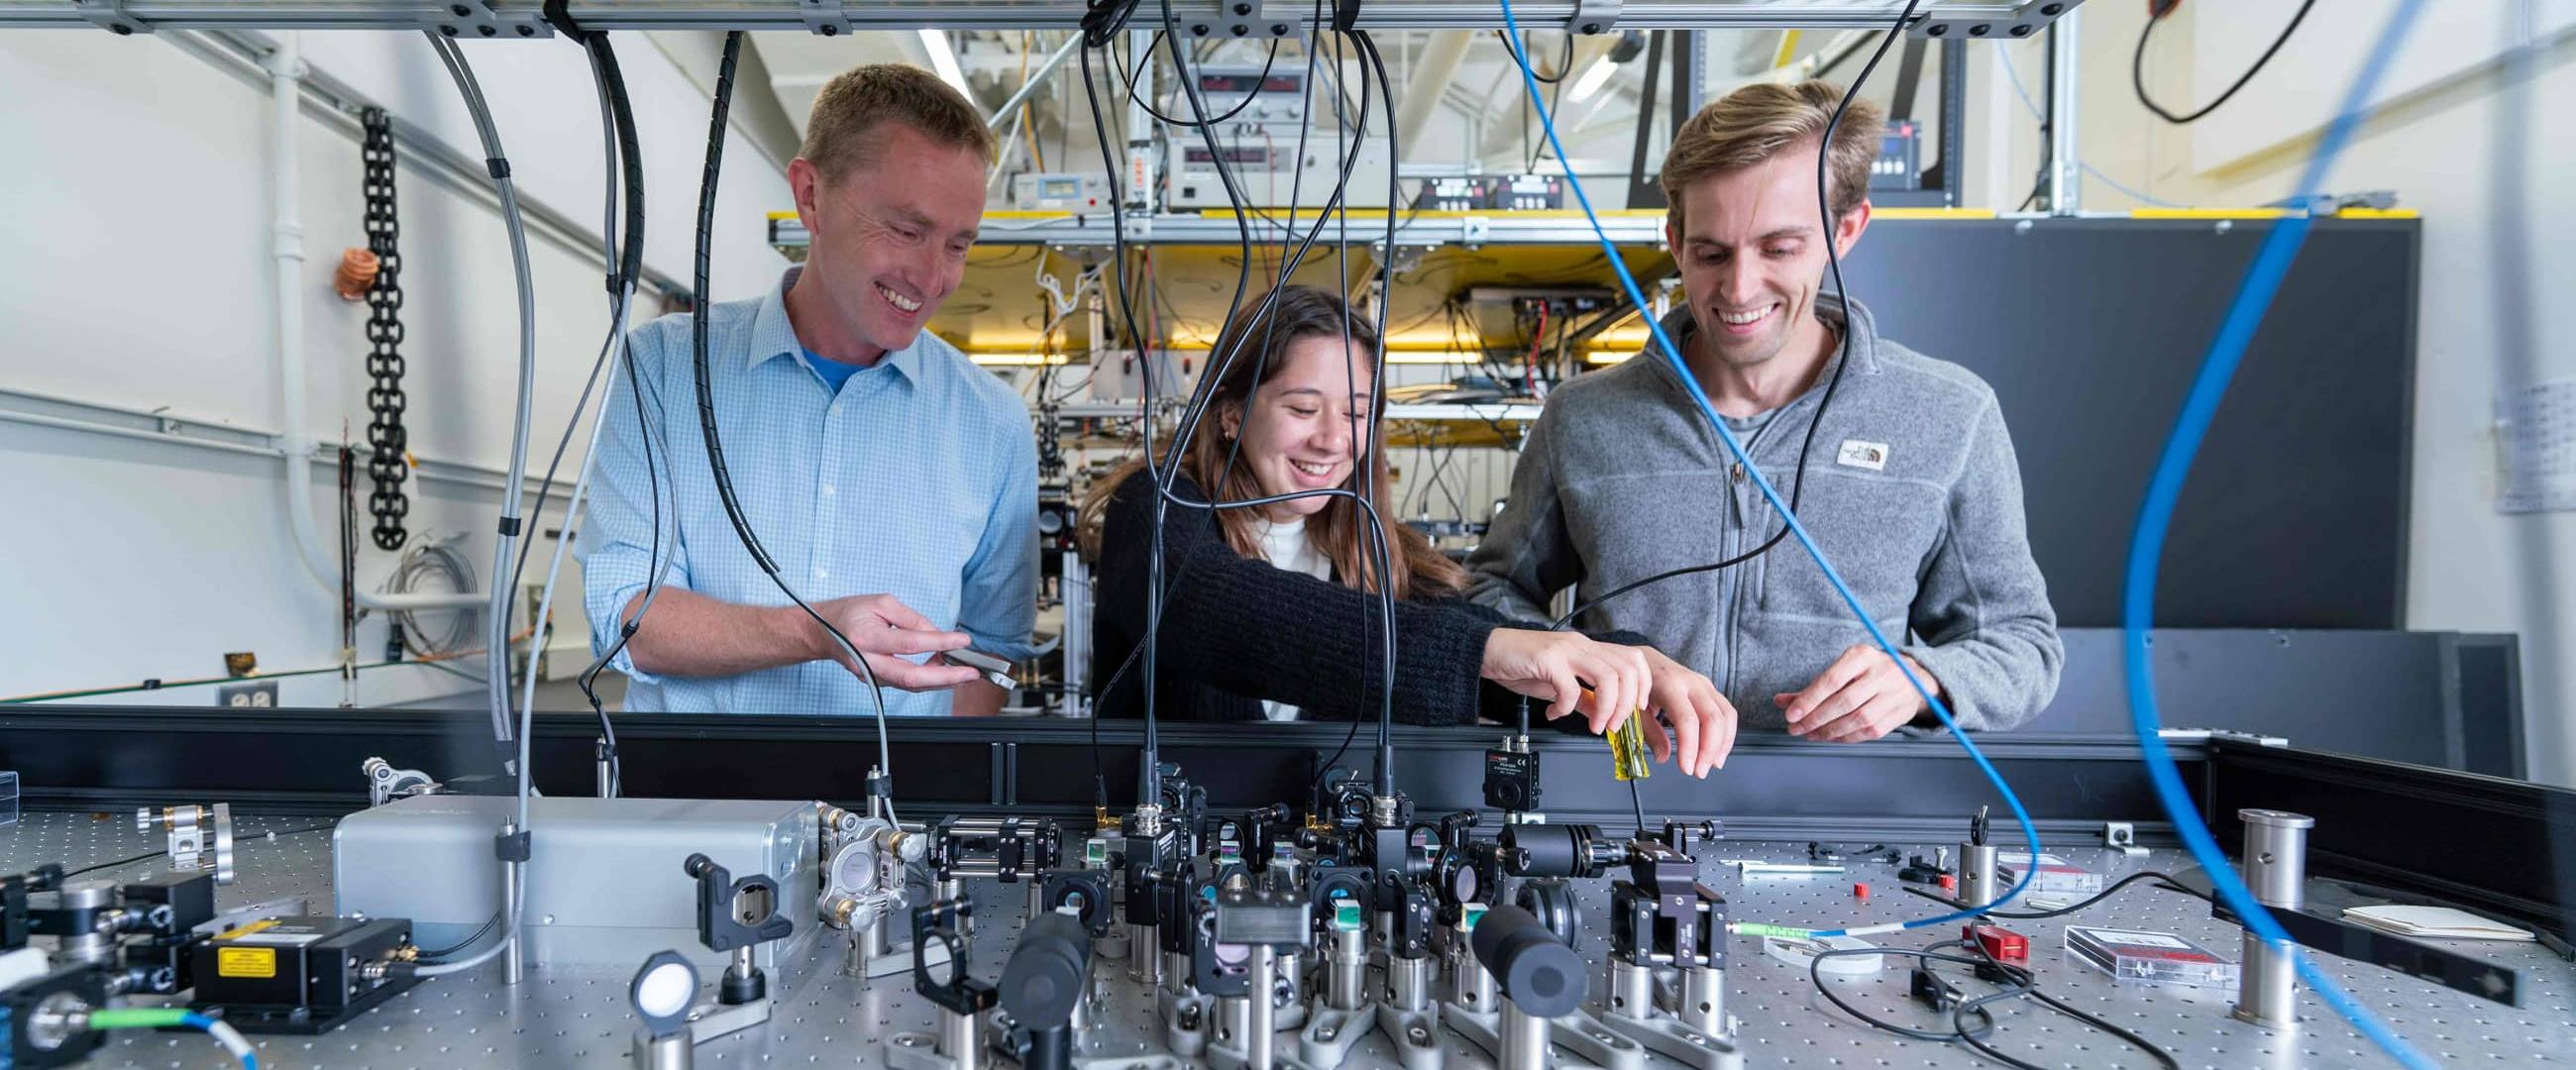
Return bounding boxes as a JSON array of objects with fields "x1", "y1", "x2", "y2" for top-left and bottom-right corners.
[
  {"x1": 501, "y1": 829, "x2": 524, "y2": 986},
  {"x1": 2238, "y1": 809, "x2": 2314, "y2": 909},
  {"x1": 1500, "y1": 1003, "x2": 1549, "y2": 1070},
  {"x1": 1244, "y1": 945, "x2": 1276, "y2": 1069},
  {"x1": 1387, "y1": 953, "x2": 1434, "y2": 1012},
  {"x1": 2234, "y1": 929, "x2": 2299, "y2": 1029},
  {"x1": 1275, "y1": 951, "x2": 1303, "y2": 1012},
  {"x1": 1957, "y1": 842, "x2": 2000, "y2": 909},
  {"x1": 1165, "y1": 952, "x2": 1192, "y2": 996},
  {"x1": 940, "y1": 1007, "x2": 982, "y2": 1067},
  {"x1": 1327, "y1": 927, "x2": 1366, "y2": 1010},
  {"x1": 1129, "y1": 924, "x2": 1160, "y2": 985},
  {"x1": 2231, "y1": 808, "x2": 2315, "y2": 1029},
  {"x1": 53, "y1": 881, "x2": 115, "y2": 968},
  {"x1": 1678, "y1": 966, "x2": 1725, "y2": 1034},
  {"x1": 1607, "y1": 959, "x2": 1654, "y2": 1019},
  {"x1": 632, "y1": 1026, "x2": 692, "y2": 1070},
  {"x1": 1455, "y1": 953, "x2": 1499, "y2": 1015},
  {"x1": 938, "y1": 879, "x2": 967, "y2": 938},
  {"x1": 1071, "y1": 962, "x2": 1098, "y2": 1033}
]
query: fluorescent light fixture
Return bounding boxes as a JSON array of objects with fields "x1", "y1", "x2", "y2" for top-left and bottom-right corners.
[
  {"x1": 918, "y1": 29, "x2": 970, "y2": 96},
  {"x1": 969, "y1": 353, "x2": 1071, "y2": 367},
  {"x1": 1565, "y1": 55, "x2": 1617, "y2": 103}
]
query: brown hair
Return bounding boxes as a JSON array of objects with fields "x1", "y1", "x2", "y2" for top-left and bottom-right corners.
[
  {"x1": 799, "y1": 63, "x2": 997, "y2": 182},
  {"x1": 1658, "y1": 80, "x2": 1882, "y2": 230},
  {"x1": 1079, "y1": 286, "x2": 1467, "y2": 601}
]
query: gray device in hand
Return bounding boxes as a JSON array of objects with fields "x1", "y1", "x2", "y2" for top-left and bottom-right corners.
[{"x1": 941, "y1": 648, "x2": 1017, "y2": 691}]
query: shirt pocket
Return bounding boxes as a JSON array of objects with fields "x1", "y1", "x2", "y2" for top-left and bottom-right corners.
[{"x1": 1758, "y1": 468, "x2": 1946, "y2": 625}]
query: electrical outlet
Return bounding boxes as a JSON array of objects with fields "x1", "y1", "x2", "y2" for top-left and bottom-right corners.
[{"x1": 217, "y1": 682, "x2": 278, "y2": 708}]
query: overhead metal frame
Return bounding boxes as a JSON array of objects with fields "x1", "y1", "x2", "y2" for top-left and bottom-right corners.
[
  {"x1": 771, "y1": 210, "x2": 1675, "y2": 253},
  {"x1": 0, "y1": 0, "x2": 2087, "y2": 35}
]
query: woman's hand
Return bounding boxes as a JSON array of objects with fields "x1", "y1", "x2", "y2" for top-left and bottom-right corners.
[
  {"x1": 1635, "y1": 647, "x2": 1736, "y2": 778},
  {"x1": 1480, "y1": 628, "x2": 1651, "y2": 735}
]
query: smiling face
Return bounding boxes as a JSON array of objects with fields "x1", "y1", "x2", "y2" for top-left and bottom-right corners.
[
  {"x1": 789, "y1": 121, "x2": 988, "y2": 363},
  {"x1": 1222, "y1": 335, "x2": 1376, "y2": 522},
  {"x1": 1665, "y1": 138, "x2": 1870, "y2": 372}
]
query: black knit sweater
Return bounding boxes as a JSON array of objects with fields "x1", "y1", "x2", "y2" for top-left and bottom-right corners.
[{"x1": 1091, "y1": 470, "x2": 1636, "y2": 727}]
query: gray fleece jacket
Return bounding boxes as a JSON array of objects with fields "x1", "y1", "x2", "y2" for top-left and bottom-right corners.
[{"x1": 1465, "y1": 294, "x2": 2063, "y2": 733}]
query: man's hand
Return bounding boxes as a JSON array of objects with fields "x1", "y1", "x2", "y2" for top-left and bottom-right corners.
[
  {"x1": 808, "y1": 593, "x2": 981, "y2": 692},
  {"x1": 1775, "y1": 645, "x2": 1941, "y2": 743},
  {"x1": 1634, "y1": 647, "x2": 1735, "y2": 778}
]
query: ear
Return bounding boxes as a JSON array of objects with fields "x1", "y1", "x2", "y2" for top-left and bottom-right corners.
[
  {"x1": 1832, "y1": 198, "x2": 1873, "y2": 259},
  {"x1": 789, "y1": 158, "x2": 823, "y2": 238},
  {"x1": 1219, "y1": 399, "x2": 1242, "y2": 440}
]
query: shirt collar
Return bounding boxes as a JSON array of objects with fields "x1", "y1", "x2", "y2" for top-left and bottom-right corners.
[{"x1": 746, "y1": 266, "x2": 921, "y2": 385}]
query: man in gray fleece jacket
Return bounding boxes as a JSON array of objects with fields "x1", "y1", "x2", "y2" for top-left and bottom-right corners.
[{"x1": 1467, "y1": 81, "x2": 2062, "y2": 745}]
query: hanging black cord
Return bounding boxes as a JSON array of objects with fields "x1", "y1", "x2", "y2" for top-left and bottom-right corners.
[
  {"x1": 1132, "y1": 21, "x2": 1401, "y2": 799},
  {"x1": 507, "y1": 30, "x2": 648, "y2": 669},
  {"x1": 359, "y1": 108, "x2": 412, "y2": 552},
  {"x1": 570, "y1": 30, "x2": 649, "y2": 797},
  {"x1": 2133, "y1": 0, "x2": 2316, "y2": 126},
  {"x1": 687, "y1": 33, "x2": 896, "y2": 775},
  {"x1": 1494, "y1": 30, "x2": 1575, "y2": 83},
  {"x1": 1112, "y1": 31, "x2": 1284, "y2": 128},
  {"x1": 1077, "y1": 16, "x2": 1390, "y2": 809}
]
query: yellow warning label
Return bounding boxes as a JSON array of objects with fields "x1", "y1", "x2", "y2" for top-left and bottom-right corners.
[
  {"x1": 217, "y1": 947, "x2": 276, "y2": 979},
  {"x1": 215, "y1": 918, "x2": 279, "y2": 941}
]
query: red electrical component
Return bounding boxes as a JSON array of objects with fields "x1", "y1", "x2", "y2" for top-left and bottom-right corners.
[
  {"x1": 1853, "y1": 882, "x2": 1871, "y2": 901},
  {"x1": 1966, "y1": 923, "x2": 2030, "y2": 964},
  {"x1": 1938, "y1": 874, "x2": 1957, "y2": 893}
]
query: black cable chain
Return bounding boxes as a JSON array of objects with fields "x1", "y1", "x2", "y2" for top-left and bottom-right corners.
[{"x1": 361, "y1": 107, "x2": 411, "y2": 551}]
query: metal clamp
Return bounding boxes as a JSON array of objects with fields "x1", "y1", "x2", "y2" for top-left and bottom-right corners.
[
  {"x1": 1912, "y1": 0, "x2": 2084, "y2": 43},
  {"x1": 70, "y1": 0, "x2": 148, "y2": 36},
  {"x1": 432, "y1": 1, "x2": 550, "y2": 41},
  {"x1": 1460, "y1": 216, "x2": 1491, "y2": 250},
  {"x1": 1569, "y1": 0, "x2": 1621, "y2": 35},
  {"x1": 799, "y1": 0, "x2": 853, "y2": 38}
]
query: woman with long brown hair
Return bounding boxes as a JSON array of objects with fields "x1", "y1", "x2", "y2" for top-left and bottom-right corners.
[{"x1": 1081, "y1": 285, "x2": 1733, "y2": 776}]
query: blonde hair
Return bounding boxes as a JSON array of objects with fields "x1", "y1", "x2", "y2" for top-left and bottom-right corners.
[
  {"x1": 1658, "y1": 80, "x2": 1882, "y2": 230},
  {"x1": 799, "y1": 63, "x2": 996, "y2": 182}
]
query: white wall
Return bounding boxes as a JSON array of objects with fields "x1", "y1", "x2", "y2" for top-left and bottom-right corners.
[
  {"x1": 0, "y1": 29, "x2": 790, "y2": 707},
  {"x1": 1977, "y1": 5, "x2": 2576, "y2": 785}
]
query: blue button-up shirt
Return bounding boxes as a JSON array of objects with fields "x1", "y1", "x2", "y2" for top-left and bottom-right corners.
[{"x1": 582, "y1": 267, "x2": 1038, "y2": 715}]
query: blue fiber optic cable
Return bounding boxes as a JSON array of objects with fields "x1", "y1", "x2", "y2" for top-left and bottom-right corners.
[
  {"x1": 1493, "y1": 0, "x2": 2036, "y2": 940},
  {"x1": 2122, "y1": 2, "x2": 2433, "y2": 1068}
]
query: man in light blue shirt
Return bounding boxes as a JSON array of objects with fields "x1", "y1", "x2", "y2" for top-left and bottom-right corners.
[{"x1": 581, "y1": 64, "x2": 1036, "y2": 716}]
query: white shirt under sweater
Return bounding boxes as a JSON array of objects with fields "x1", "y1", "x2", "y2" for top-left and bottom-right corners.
[{"x1": 1254, "y1": 515, "x2": 1331, "y2": 721}]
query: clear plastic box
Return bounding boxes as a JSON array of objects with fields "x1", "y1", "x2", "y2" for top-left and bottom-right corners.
[
  {"x1": 2064, "y1": 925, "x2": 2239, "y2": 989},
  {"x1": 2000, "y1": 852, "x2": 2107, "y2": 896}
]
